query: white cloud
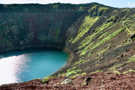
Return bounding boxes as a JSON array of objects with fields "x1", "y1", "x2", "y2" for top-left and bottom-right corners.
[{"x1": 128, "y1": 2, "x2": 135, "y2": 8}]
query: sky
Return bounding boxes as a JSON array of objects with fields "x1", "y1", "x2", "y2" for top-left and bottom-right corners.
[{"x1": 0, "y1": 0, "x2": 135, "y2": 8}]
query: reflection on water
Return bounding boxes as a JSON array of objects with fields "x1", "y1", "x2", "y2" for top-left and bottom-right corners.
[
  {"x1": 0, "y1": 55, "x2": 28, "y2": 85},
  {"x1": 0, "y1": 50, "x2": 67, "y2": 85}
]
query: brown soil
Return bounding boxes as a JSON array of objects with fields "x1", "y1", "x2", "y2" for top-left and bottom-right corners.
[{"x1": 1, "y1": 72, "x2": 135, "y2": 90}]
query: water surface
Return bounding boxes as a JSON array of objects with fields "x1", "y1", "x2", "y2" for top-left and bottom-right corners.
[{"x1": 0, "y1": 49, "x2": 68, "y2": 85}]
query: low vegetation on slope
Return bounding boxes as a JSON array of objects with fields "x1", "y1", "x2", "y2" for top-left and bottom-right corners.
[{"x1": 58, "y1": 3, "x2": 135, "y2": 79}]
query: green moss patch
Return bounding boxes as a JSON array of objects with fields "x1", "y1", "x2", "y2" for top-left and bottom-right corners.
[
  {"x1": 123, "y1": 69, "x2": 135, "y2": 74},
  {"x1": 74, "y1": 59, "x2": 88, "y2": 65},
  {"x1": 65, "y1": 67, "x2": 81, "y2": 77},
  {"x1": 128, "y1": 55, "x2": 135, "y2": 63},
  {"x1": 91, "y1": 28, "x2": 124, "y2": 50},
  {"x1": 71, "y1": 16, "x2": 99, "y2": 44},
  {"x1": 78, "y1": 22, "x2": 113, "y2": 56}
]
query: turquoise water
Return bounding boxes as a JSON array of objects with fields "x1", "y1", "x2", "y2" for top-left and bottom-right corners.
[{"x1": 0, "y1": 49, "x2": 68, "y2": 85}]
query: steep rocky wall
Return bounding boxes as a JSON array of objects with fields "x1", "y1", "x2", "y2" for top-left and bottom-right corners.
[
  {"x1": 0, "y1": 3, "x2": 114, "y2": 53},
  {"x1": 0, "y1": 3, "x2": 89, "y2": 53}
]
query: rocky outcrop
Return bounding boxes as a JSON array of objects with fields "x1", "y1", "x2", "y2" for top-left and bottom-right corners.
[{"x1": 1, "y1": 72, "x2": 135, "y2": 90}]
